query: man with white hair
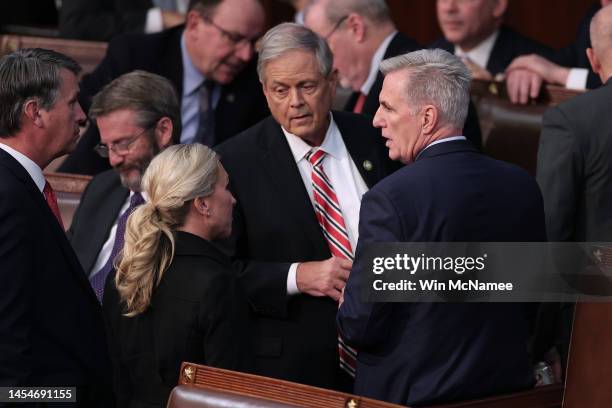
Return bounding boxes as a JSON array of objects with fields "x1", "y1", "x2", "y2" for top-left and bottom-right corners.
[
  {"x1": 338, "y1": 48, "x2": 546, "y2": 405},
  {"x1": 217, "y1": 22, "x2": 391, "y2": 391}
]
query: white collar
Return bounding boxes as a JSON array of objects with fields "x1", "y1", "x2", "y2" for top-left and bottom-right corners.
[
  {"x1": 181, "y1": 32, "x2": 206, "y2": 96},
  {"x1": 454, "y1": 29, "x2": 499, "y2": 70},
  {"x1": 361, "y1": 31, "x2": 397, "y2": 95},
  {"x1": 282, "y1": 113, "x2": 345, "y2": 163},
  {"x1": 0, "y1": 143, "x2": 45, "y2": 193}
]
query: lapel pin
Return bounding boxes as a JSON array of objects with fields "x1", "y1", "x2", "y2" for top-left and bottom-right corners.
[
  {"x1": 363, "y1": 160, "x2": 373, "y2": 171},
  {"x1": 226, "y1": 93, "x2": 235, "y2": 103}
]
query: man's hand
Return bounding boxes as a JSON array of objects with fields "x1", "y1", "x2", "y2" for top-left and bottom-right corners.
[
  {"x1": 296, "y1": 257, "x2": 352, "y2": 302},
  {"x1": 506, "y1": 68, "x2": 543, "y2": 104},
  {"x1": 161, "y1": 11, "x2": 185, "y2": 29}
]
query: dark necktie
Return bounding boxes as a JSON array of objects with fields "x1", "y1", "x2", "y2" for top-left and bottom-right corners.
[
  {"x1": 194, "y1": 79, "x2": 216, "y2": 146},
  {"x1": 306, "y1": 148, "x2": 358, "y2": 377},
  {"x1": 89, "y1": 192, "x2": 145, "y2": 303},
  {"x1": 43, "y1": 181, "x2": 64, "y2": 229}
]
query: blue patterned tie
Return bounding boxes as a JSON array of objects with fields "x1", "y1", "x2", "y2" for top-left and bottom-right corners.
[
  {"x1": 89, "y1": 192, "x2": 145, "y2": 303},
  {"x1": 194, "y1": 79, "x2": 216, "y2": 146}
]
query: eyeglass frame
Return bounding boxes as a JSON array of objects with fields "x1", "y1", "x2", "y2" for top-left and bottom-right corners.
[
  {"x1": 324, "y1": 15, "x2": 349, "y2": 41},
  {"x1": 93, "y1": 122, "x2": 157, "y2": 158},
  {"x1": 200, "y1": 13, "x2": 259, "y2": 49}
]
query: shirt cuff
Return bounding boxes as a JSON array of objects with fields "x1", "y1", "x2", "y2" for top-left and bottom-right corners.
[
  {"x1": 287, "y1": 263, "x2": 300, "y2": 295},
  {"x1": 145, "y1": 8, "x2": 164, "y2": 33},
  {"x1": 565, "y1": 68, "x2": 589, "y2": 90}
]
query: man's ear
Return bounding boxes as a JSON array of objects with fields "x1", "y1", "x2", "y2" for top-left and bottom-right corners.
[
  {"x1": 492, "y1": 0, "x2": 508, "y2": 18},
  {"x1": 421, "y1": 105, "x2": 438, "y2": 134},
  {"x1": 185, "y1": 10, "x2": 202, "y2": 36},
  {"x1": 23, "y1": 98, "x2": 44, "y2": 128},
  {"x1": 587, "y1": 47, "x2": 602, "y2": 77},
  {"x1": 347, "y1": 13, "x2": 366, "y2": 43},
  {"x1": 155, "y1": 117, "x2": 174, "y2": 148}
]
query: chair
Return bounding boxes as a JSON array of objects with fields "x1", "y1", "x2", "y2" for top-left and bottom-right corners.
[{"x1": 0, "y1": 34, "x2": 107, "y2": 73}]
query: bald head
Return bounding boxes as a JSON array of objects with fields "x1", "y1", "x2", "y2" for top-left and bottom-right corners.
[{"x1": 588, "y1": 4, "x2": 612, "y2": 81}]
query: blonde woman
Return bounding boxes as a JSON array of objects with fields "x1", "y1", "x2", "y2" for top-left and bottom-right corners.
[{"x1": 103, "y1": 144, "x2": 251, "y2": 408}]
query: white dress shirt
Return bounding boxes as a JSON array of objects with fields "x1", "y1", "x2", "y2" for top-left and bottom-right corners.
[
  {"x1": 282, "y1": 114, "x2": 368, "y2": 294},
  {"x1": 361, "y1": 31, "x2": 397, "y2": 96},
  {"x1": 0, "y1": 143, "x2": 45, "y2": 193},
  {"x1": 455, "y1": 30, "x2": 499, "y2": 70}
]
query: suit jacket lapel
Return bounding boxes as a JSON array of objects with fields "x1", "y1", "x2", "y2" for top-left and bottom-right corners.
[
  {"x1": 334, "y1": 112, "x2": 387, "y2": 188},
  {"x1": 256, "y1": 118, "x2": 327, "y2": 250},
  {"x1": 486, "y1": 27, "x2": 509, "y2": 75}
]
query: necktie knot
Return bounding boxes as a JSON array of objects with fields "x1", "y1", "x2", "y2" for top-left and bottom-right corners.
[{"x1": 306, "y1": 148, "x2": 326, "y2": 167}]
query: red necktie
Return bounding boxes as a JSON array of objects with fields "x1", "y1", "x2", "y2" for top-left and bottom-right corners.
[
  {"x1": 306, "y1": 148, "x2": 358, "y2": 377},
  {"x1": 352, "y1": 92, "x2": 367, "y2": 114},
  {"x1": 43, "y1": 181, "x2": 64, "y2": 229}
]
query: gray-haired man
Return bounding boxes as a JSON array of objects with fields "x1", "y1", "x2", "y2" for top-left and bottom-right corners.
[
  {"x1": 216, "y1": 22, "x2": 392, "y2": 391},
  {"x1": 339, "y1": 48, "x2": 546, "y2": 405}
]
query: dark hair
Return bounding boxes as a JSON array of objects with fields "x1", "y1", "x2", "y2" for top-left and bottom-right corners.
[
  {"x1": 0, "y1": 48, "x2": 81, "y2": 137},
  {"x1": 90, "y1": 70, "x2": 181, "y2": 142}
]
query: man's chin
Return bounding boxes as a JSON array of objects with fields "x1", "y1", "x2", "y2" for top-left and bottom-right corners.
[{"x1": 118, "y1": 170, "x2": 143, "y2": 191}]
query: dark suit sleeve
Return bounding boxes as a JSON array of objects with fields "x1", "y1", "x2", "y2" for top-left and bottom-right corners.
[
  {"x1": 220, "y1": 199, "x2": 291, "y2": 319},
  {"x1": 0, "y1": 189, "x2": 34, "y2": 385},
  {"x1": 337, "y1": 188, "x2": 402, "y2": 349},
  {"x1": 536, "y1": 106, "x2": 583, "y2": 242},
  {"x1": 59, "y1": 0, "x2": 151, "y2": 41}
]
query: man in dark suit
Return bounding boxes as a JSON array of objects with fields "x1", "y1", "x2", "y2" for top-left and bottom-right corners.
[
  {"x1": 60, "y1": 0, "x2": 269, "y2": 175},
  {"x1": 304, "y1": 0, "x2": 481, "y2": 149},
  {"x1": 0, "y1": 49, "x2": 113, "y2": 407},
  {"x1": 338, "y1": 49, "x2": 545, "y2": 405},
  {"x1": 216, "y1": 23, "x2": 391, "y2": 391},
  {"x1": 431, "y1": 0, "x2": 552, "y2": 79},
  {"x1": 69, "y1": 71, "x2": 178, "y2": 302},
  {"x1": 505, "y1": 1, "x2": 609, "y2": 104},
  {"x1": 59, "y1": 0, "x2": 185, "y2": 42},
  {"x1": 535, "y1": 4, "x2": 612, "y2": 367}
]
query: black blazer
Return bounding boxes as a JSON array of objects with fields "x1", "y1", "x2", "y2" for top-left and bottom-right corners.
[
  {"x1": 60, "y1": 25, "x2": 269, "y2": 175},
  {"x1": 339, "y1": 140, "x2": 545, "y2": 405},
  {"x1": 215, "y1": 111, "x2": 391, "y2": 391},
  {"x1": 59, "y1": 0, "x2": 153, "y2": 41},
  {"x1": 103, "y1": 231, "x2": 252, "y2": 408},
  {"x1": 69, "y1": 169, "x2": 129, "y2": 275},
  {"x1": 550, "y1": 3, "x2": 601, "y2": 89},
  {"x1": 430, "y1": 25, "x2": 553, "y2": 76},
  {"x1": 346, "y1": 32, "x2": 482, "y2": 150},
  {"x1": 0, "y1": 149, "x2": 113, "y2": 407}
]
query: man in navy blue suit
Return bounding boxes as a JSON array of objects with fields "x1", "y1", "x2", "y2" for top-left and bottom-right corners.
[{"x1": 337, "y1": 49, "x2": 546, "y2": 406}]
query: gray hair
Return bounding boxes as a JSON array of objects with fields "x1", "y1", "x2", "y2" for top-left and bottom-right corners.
[
  {"x1": 90, "y1": 70, "x2": 181, "y2": 142},
  {"x1": 380, "y1": 49, "x2": 471, "y2": 129},
  {"x1": 257, "y1": 23, "x2": 333, "y2": 83},
  {"x1": 308, "y1": 0, "x2": 391, "y2": 25},
  {"x1": 0, "y1": 48, "x2": 81, "y2": 137}
]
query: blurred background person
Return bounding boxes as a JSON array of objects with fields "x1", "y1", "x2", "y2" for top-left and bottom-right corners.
[
  {"x1": 103, "y1": 143, "x2": 252, "y2": 407},
  {"x1": 59, "y1": 0, "x2": 186, "y2": 41}
]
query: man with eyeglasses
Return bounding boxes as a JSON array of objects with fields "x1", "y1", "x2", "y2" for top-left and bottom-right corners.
[
  {"x1": 304, "y1": 0, "x2": 482, "y2": 149},
  {"x1": 59, "y1": 0, "x2": 268, "y2": 175},
  {"x1": 68, "y1": 71, "x2": 179, "y2": 303}
]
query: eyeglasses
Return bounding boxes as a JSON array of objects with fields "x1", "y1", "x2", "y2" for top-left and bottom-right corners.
[
  {"x1": 201, "y1": 14, "x2": 258, "y2": 49},
  {"x1": 324, "y1": 15, "x2": 348, "y2": 41},
  {"x1": 94, "y1": 124, "x2": 156, "y2": 158}
]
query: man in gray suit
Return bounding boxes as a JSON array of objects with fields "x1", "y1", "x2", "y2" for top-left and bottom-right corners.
[
  {"x1": 69, "y1": 71, "x2": 178, "y2": 301},
  {"x1": 536, "y1": 4, "x2": 612, "y2": 374}
]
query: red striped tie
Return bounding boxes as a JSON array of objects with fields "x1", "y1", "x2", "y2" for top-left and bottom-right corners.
[{"x1": 306, "y1": 148, "x2": 358, "y2": 377}]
